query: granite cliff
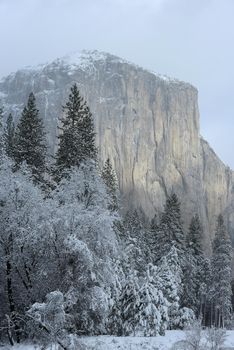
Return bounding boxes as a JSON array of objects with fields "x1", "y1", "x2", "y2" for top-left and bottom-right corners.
[{"x1": 0, "y1": 50, "x2": 233, "y2": 248}]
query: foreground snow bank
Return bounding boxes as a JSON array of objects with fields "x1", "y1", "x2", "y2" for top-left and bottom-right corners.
[
  {"x1": 81, "y1": 331, "x2": 185, "y2": 350},
  {"x1": 2, "y1": 330, "x2": 234, "y2": 350}
]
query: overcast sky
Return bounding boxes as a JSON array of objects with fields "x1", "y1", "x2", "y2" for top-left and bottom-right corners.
[{"x1": 0, "y1": 0, "x2": 234, "y2": 167}]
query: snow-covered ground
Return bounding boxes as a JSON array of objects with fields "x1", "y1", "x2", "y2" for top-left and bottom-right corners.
[
  {"x1": 81, "y1": 331, "x2": 185, "y2": 349},
  {"x1": 82, "y1": 331, "x2": 234, "y2": 349},
  {"x1": 2, "y1": 330, "x2": 234, "y2": 350}
]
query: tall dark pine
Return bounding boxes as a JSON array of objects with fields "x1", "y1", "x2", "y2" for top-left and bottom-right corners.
[
  {"x1": 154, "y1": 193, "x2": 185, "y2": 262},
  {"x1": 0, "y1": 106, "x2": 3, "y2": 128},
  {"x1": 55, "y1": 84, "x2": 97, "y2": 178},
  {"x1": 211, "y1": 215, "x2": 232, "y2": 327},
  {"x1": 14, "y1": 93, "x2": 46, "y2": 183},
  {"x1": 4, "y1": 113, "x2": 15, "y2": 159},
  {"x1": 102, "y1": 158, "x2": 118, "y2": 211},
  {"x1": 183, "y1": 214, "x2": 206, "y2": 318},
  {"x1": 187, "y1": 214, "x2": 203, "y2": 257}
]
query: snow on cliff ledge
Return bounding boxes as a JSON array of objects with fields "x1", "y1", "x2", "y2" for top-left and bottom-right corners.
[{"x1": 0, "y1": 50, "x2": 188, "y2": 87}]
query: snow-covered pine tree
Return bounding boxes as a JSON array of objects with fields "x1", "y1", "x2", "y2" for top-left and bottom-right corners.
[
  {"x1": 144, "y1": 213, "x2": 162, "y2": 266},
  {"x1": 154, "y1": 193, "x2": 185, "y2": 262},
  {"x1": 14, "y1": 93, "x2": 47, "y2": 184},
  {"x1": 185, "y1": 214, "x2": 210, "y2": 319},
  {"x1": 211, "y1": 215, "x2": 232, "y2": 328},
  {"x1": 119, "y1": 270, "x2": 140, "y2": 336},
  {"x1": 4, "y1": 113, "x2": 15, "y2": 159},
  {"x1": 156, "y1": 246, "x2": 182, "y2": 329},
  {"x1": 187, "y1": 214, "x2": 203, "y2": 257},
  {"x1": 181, "y1": 251, "x2": 198, "y2": 312},
  {"x1": 101, "y1": 158, "x2": 118, "y2": 211},
  {"x1": 55, "y1": 84, "x2": 97, "y2": 180},
  {"x1": 135, "y1": 264, "x2": 169, "y2": 336},
  {"x1": 123, "y1": 210, "x2": 150, "y2": 274},
  {"x1": 107, "y1": 256, "x2": 126, "y2": 335},
  {"x1": 107, "y1": 301, "x2": 123, "y2": 336},
  {"x1": 0, "y1": 106, "x2": 4, "y2": 157},
  {"x1": 199, "y1": 257, "x2": 212, "y2": 325}
]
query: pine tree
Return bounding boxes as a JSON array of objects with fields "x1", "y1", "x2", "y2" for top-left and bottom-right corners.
[
  {"x1": 101, "y1": 158, "x2": 118, "y2": 211},
  {"x1": 0, "y1": 106, "x2": 3, "y2": 128},
  {"x1": 181, "y1": 252, "x2": 198, "y2": 312},
  {"x1": 14, "y1": 93, "x2": 47, "y2": 183},
  {"x1": 199, "y1": 257, "x2": 212, "y2": 325},
  {"x1": 146, "y1": 214, "x2": 159, "y2": 259},
  {"x1": 107, "y1": 260, "x2": 125, "y2": 336},
  {"x1": 156, "y1": 246, "x2": 182, "y2": 329},
  {"x1": 107, "y1": 299, "x2": 123, "y2": 336},
  {"x1": 187, "y1": 214, "x2": 203, "y2": 257},
  {"x1": 154, "y1": 193, "x2": 185, "y2": 262},
  {"x1": 123, "y1": 210, "x2": 150, "y2": 274},
  {"x1": 0, "y1": 107, "x2": 4, "y2": 157},
  {"x1": 184, "y1": 215, "x2": 206, "y2": 318},
  {"x1": 120, "y1": 270, "x2": 140, "y2": 336},
  {"x1": 55, "y1": 84, "x2": 97, "y2": 179},
  {"x1": 135, "y1": 264, "x2": 169, "y2": 336},
  {"x1": 211, "y1": 215, "x2": 232, "y2": 328},
  {"x1": 4, "y1": 113, "x2": 15, "y2": 159}
]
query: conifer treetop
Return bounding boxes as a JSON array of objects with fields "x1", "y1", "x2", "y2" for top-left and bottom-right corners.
[
  {"x1": 4, "y1": 113, "x2": 15, "y2": 159},
  {"x1": 187, "y1": 214, "x2": 203, "y2": 257},
  {"x1": 55, "y1": 84, "x2": 97, "y2": 178},
  {"x1": 159, "y1": 193, "x2": 185, "y2": 254},
  {"x1": 14, "y1": 92, "x2": 47, "y2": 184},
  {"x1": 102, "y1": 158, "x2": 118, "y2": 211}
]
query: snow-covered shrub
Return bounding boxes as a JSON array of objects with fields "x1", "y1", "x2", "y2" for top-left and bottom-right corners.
[
  {"x1": 0, "y1": 158, "x2": 55, "y2": 342},
  {"x1": 134, "y1": 264, "x2": 169, "y2": 336},
  {"x1": 172, "y1": 319, "x2": 204, "y2": 350},
  {"x1": 205, "y1": 327, "x2": 226, "y2": 350},
  {"x1": 63, "y1": 334, "x2": 89, "y2": 350},
  {"x1": 27, "y1": 291, "x2": 67, "y2": 347},
  {"x1": 184, "y1": 318, "x2": 203, "y2": 350},
  {"x1": 171, "y1": 340, "x2": 193, "y2": 350},
  {"x1": 176, "y1": 307, "x2": 195, "y2": 329}
]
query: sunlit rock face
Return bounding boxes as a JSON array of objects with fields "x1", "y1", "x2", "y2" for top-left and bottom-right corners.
[{"x1": 1, "y1": 50, "x2": 234, "y2": 249}]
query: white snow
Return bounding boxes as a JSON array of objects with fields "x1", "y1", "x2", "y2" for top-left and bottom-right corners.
[
  {"x1": 0, "y1": 49, "x2": 190, "y2": 87},
  {"x1": 56, "y1": 49, "x2": 131, "y2": 74},
  {"x1": 61, "y1": 50, "x2": 110, "y2": 66},
  {"x1": 81, "y1": 331, "x2": 186, "y2": 350},
  {"x1": 150, "y1": 71, "x2": 188, "y2": 85},
  {"x1": 3, "y1": 331, "x2": 234, "y2": 350},
  {"x1": 45, "y1": 50, "x2": 192, "y2": 86}
]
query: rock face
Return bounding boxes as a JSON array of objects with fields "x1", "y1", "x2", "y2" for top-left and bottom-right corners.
[{"x1": 0, "y1": 50, "x2": 233, "y2": 248}]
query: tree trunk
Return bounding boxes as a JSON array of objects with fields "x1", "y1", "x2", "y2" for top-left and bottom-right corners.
[{"x1": 6, "y1": 258, "x2": 20, "y2": 343}]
